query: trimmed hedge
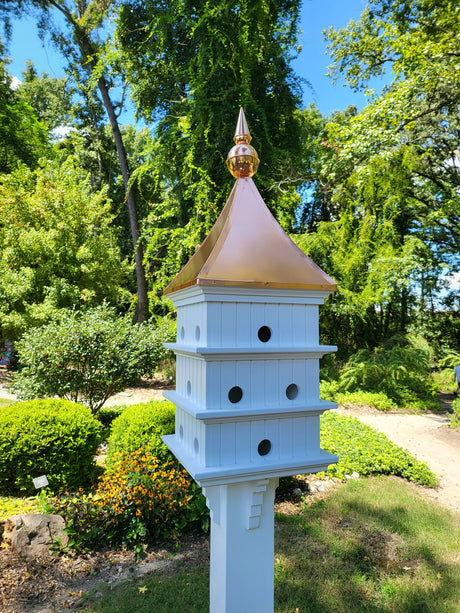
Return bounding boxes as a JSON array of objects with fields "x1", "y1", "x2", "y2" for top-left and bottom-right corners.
[
  {"x1": 106, "y1": 400, "x2": 175, "y2": 466},
  {"x1": 0, "y1": 399, "x2": 102, "y2": 495},
  {"x1": 320, "y1": 411, "x2": 438, "y2": 487}
]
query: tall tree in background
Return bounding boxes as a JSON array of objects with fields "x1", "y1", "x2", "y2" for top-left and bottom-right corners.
[
  {"x1": 325, "y1": 0, "x2": 460, "y2": 256},
  {"x1": 0, "y1": 47, "x2": 49, "y2": 172},
  {"x1": 16, "y1": 60, "x2": 74, "y2": 132},
  {"x1": 116, "y1": 0, "x2": 304, "y2": 303},
  {"x1": 295, "y1": 0, "x2": 460, "y2": 356},
  {"x1": 4, "y1": 0, "x2": 149, "y2": 321},
  {"x1": 0, "y1": 157, "x2": 128, "y2": 342}
]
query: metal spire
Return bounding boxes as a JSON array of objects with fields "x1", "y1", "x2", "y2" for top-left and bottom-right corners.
[{"x1": 226, "y1": 107, "x2": 260, "y2": 178}]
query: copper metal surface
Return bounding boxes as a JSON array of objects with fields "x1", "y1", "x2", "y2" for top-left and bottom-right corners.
[
  {"x1": 226, "y1": 108, "x2": 259, "y2": 178},
  {"x1": 164, "y1": 178, "x2": 337, "y2": 294}
]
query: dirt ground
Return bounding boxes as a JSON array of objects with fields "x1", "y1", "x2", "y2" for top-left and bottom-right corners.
[{"x1": 1, "y1": 373, "x2": 459, "y2": 611}]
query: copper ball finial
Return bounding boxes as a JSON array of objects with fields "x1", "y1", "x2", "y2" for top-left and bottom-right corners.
[{"x1": 226, "y1": 108, "x2": 260, "y2": 178}]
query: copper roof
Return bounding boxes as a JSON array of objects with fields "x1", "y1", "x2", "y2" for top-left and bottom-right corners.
[{"x1": 163, "y1": 176, "x2": 337, "y2": 294}]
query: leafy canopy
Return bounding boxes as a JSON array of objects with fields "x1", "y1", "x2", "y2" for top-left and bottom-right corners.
[
  {"x1": 116, "y1": 0, "x2": 305, "y2": 301},
  {"x1": 0, "y1": 156, "x2": 128, "y2": 341}
]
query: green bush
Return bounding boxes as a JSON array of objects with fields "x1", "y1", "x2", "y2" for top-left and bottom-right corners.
[
  {"x1": 320, "y1": 411, "x2": 438, "y2": 487},
  {"x1": 451, "y1": 398, "x2": 460, "y2": 430},
  {"x1": 337, "y1": 334, "x2": 437, "y2": 408},
  {"x1": 106, "y1": 400, "x2": 176, "y2": 466},
  {"x1": 0, "y1": 399, "x2": 102, "y2": 495},
  {"x1": 13, "y1": 306, "x2": 175, "y2": 415},
  {"x1": 333, "y1": 390, "x2": 398, "y2": 412},
  {"x1": 431, "y1": 368, "x2": 457, "y2": 394},
  {"x1": 51, "y1": 448, "x2": 193, "y2": 560}
]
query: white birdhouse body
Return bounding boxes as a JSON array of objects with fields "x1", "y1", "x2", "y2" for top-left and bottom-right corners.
[{"x1": 163, "y1": 285, "x2": 338, "y2": 487}]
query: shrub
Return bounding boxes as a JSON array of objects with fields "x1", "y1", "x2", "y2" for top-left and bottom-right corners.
[
  {"x1": 52, "y1": 449, "x2": 193, "y2": 559},
  {"x1": 431, "y1": 368, "x2": 457, "y2": 394},
  {"x1": 451, "y1": 398, "x2": 460, "y2": 430},
  {"x1": 320, "y1": 411, "x2": 438, "y2": 487},
  {"x1": 337, "y1": 334, "x2": 436, "y2": 408},
  {"x1": 438, "y1": 352, "x2": 460, "y2": 369},
  {"x1": 333, "y1": 390, "x2": 398, "y2": 412},
  {"x1": 0, "y1": 399, "x2": 102, "y2": 495},
  {"x1": 96, "y1": 404, "x2": 127, "y2": 439},
  {"x1": 13, "y1": 306, "x2": 175, "y2": 415},
  {"x1": 106, "y1": 400, "x2": 176, "y2": 466},
  {"x1": 319, "y1": 379, "x2": 341, "y2": 401}
]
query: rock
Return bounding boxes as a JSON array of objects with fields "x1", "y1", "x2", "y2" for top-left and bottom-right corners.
[
  {"x1": 345, "y1": 472, "x2": 360, "y2": 480},
  {"x1": 312, "y1": 481, "x2": 325, "y2": 492},
  {"x1": 2, "y1": 514, "x2": 68, "y2": 559}
]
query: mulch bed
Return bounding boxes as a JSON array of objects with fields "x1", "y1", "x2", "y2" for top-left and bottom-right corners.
[{"x1": 0, "y1": 532, "x2": 210, "y2": 613}]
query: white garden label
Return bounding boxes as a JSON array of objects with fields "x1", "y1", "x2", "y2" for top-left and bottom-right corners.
[{"x1": 33, "y1": 475, "x2": 49, "y2": 489}]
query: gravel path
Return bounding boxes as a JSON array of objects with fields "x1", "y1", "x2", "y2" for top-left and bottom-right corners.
[{"x1": 336, "y1": 404, "x2": 460, "y2": 512}]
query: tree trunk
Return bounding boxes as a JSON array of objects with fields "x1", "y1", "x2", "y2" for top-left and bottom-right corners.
[{"x1": 97, "y1": 77, "x2": 149, "y2": 322}]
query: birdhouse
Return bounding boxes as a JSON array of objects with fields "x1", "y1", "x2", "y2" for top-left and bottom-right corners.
[
  {"x1": 162, "y1": 108, "x2": 338, "y2": 612},
  {"x1": 163, "y1": 108, "x2": 337, "y2": 487}
]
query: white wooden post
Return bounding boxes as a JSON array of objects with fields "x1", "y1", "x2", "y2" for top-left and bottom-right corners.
[{"x1": 204, "y1": 478, "x2": 277, "y2": 613}]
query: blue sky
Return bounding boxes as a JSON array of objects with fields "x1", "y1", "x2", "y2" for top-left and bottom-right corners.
[{"x1": 6, "y1": 0, "x2": 377, "y2": 121}]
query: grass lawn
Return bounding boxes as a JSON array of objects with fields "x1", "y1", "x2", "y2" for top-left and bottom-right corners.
[{"x1": 80, "y1": 476, "x2": 460, "y2": 613}]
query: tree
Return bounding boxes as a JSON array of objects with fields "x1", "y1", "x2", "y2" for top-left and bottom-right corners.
[
  {"x1": 0, "y1": 47, "x2": 49, "y2": 173},
  {"x1": 115, "y1": 0, "x2": 304, "y2": 302},
  {"x1": 293, "y1": 105, "x2": 447, "y2": 356},
  {"x1": 6, "y1": 0, "x2": 149, "y2": 320},
  {"x1": 0, "y1": 157, "x2": 128, "y2": 341},
  {"x1": 288, "y1": 1, "x2": 460, "y2": 356},
  {"x1": 324, "y1": 0, "x2": 460, "y2": 256},
  {"x1": 16, "y1": 60, "x2": 74, "y2": 132}
]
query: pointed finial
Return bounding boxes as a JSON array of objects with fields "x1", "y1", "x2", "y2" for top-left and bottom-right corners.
[
  {"x1": 226, "y1": 107, "x2": 259, "y2": 178},
  {"x1": 234, "y1": 107, "x2": 252, "y2": 144}
]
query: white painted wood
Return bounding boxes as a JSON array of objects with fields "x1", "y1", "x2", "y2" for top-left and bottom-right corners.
[
  {"x1": 168, "y1": 284, "x2": 333, "y2": 307},
  {"x1": 204, "y1": 479, "x2": 277, "y2": 613},
  {"x1": 161, "y1": 195, "x2": 339, "y2": 613}
]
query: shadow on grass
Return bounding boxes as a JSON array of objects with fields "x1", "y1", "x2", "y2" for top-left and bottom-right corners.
[
  {"x1": 274, "y1": 477, "x2": 460, "y2": 612},
  {"x1": 82, "y1": 477, "x2": 459, "y2": 613}
]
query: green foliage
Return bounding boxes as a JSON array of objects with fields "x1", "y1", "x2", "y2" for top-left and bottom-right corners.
[
  {"x1": 438, "y1": 352, "x2": 460, "y2": 369},
  {"x1": 320, "y1": 411, "x2": 438, "y2": 487},
  {"x1": 0, "y1": 157, "x2": 128, "y2": 341},
  {"x1": 51, "y1": 449, "x2": 193, "y2": 560},
  {"x1": 13, "y1": 307, "x2": 175, "y2": 415},
  {"x1": 0, "y1": 50, "x2": 50, "y2": 173},
  {"x1": 295, "y1": 0, "x2": 460, "y2": 355},
  {"x1": 324, "y1": 1, "x2": 460, "y2": 258},
  {"x1": 16, "y1": 60, "x2": 74, "y2": 131},
  {"x1": 0, "y1": 495, "x2": 40, "y2": 520},
  {"x1": 451, "y1": 398, "x2": 460, "y2": 431},
  {"x1": 337, "y1": 335, "x2": 437, "y2": 408},
  {"x1": 431, "y1": 367, "x2": 457, "y2": 394},
  {"x1": 107, "y1": 400, "x2": 176, "y2": 466},
  {"x1": 333, "y1": 390, "x2": 397, "y2": 412},
  {"x1": 8, "y1": 0, "x2": 150, "y2": 321},
  {"x1": 0, "y1": 399, "x2": 102, "y2": 495},
  {"x1": 116, "y1": 0, "x2": 304, "y2": 301}
]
